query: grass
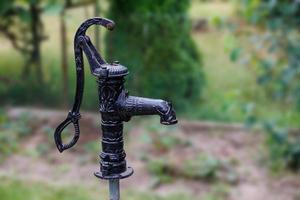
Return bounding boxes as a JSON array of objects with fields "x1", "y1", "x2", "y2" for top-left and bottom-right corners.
[
  {"x1": 0, "y1": 176, "x2": 194, "y2": 200},
  {"x1": 0, "y1": 176, "x2": 230, "y2": 200},
  {"x1": 0, "y1": 177, "x2": 95, "y2": 200},
  {"x1": 189, "y1": 0, "x2": 234, "y2": 20}
]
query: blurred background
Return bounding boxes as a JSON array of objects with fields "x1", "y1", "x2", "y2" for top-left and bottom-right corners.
[{"x1": 1, "y1": 0, "x2": 300, "y2": 199}]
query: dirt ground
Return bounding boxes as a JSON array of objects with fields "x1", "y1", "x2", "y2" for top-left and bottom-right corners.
[{"x1": 1, "y1": 107, "x2": 300, "y2": 200}]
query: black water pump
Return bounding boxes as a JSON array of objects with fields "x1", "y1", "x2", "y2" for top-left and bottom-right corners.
[{"x1": 54, "y1": 17, "x2": 177, "y2": 200}]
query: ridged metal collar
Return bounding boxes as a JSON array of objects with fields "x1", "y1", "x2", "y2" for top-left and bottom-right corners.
[{"x1": 94, "y1": 63, "x2": 129, "y2": 78}]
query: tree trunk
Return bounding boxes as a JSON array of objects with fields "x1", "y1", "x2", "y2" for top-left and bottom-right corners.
[
  {"x1": 30, "y1": 2, "x2": 43, "y2": 84},
  {"x1": 60, "y1": 8, "x2": 69, "y2": 107}
]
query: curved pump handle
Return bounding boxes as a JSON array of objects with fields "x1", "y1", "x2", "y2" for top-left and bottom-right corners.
[
  {"x1": 54, "y1": 111, "x2": 81, "y2": 153},
  {"x1": 54, "y1": 17, "x2": 115, "y2": 153}
]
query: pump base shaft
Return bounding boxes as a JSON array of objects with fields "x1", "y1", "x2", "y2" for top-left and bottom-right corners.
[{"x1": 109, "y1": 179, "x2": 120, "y2": 200}]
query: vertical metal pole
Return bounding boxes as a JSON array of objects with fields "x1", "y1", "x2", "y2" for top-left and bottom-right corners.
[{"x1": 109, "y1": 179, "x2": 120, "y2": 200}]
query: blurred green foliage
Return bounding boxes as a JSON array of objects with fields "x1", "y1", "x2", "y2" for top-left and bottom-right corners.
[
  {"x1": 235, "y1": 0, "x2": 300, "y2": 107},
  {"x1": 0, "y1": 111, "x2": 32, "y2": 161},
  {"x1": 263, "y1": 122, "x2": 300, "y2": 172},
  {"x1": 232, "y1": 0, "x2": 300, "y2": 171},
  {"x1": 141, "y1": 122, "x2": 187, "y2": 152},
  {"x1": 0, "y1": 0, "x2": 67, "y2": 106},
  {"x1": 184, "y1": 154, "x2": 220, "y2": 180},
  {"x1": 183, "y1": 154, "x2": 238, "y2": 184},
  {"x1": 0, "y1": 0, "x2": 64, "y2": 83},
  {"x1": 146, "y1": 153, "x2": 237, "y2": 186},
  {"x1": 147, "y1": 158, "x2": 174, "y2": 185},
  {"x1": 106, "y1": 0, "x2": 205, "y2": 111},
  {"x1": 0, "y1": 72, "x2": 62, "y2": 106},
  {"x1": 139, "y1": 120, "x2": 238, "y2": 184},
  {"x1": 201, "y1": 183, "x2": 229, "y2": 200}
]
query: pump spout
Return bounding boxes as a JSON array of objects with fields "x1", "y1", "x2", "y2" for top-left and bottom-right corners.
[{"x1": 115, "y1": 91, "x2": 177, "y2": 125}]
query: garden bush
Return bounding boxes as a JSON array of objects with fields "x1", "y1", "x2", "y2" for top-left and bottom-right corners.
[
  {"x1": 106, "y1": 0, "x2": 205, "y2": 111},
  {"x1": 232, "y1": 0, "x2": 300, "y2": 172}
]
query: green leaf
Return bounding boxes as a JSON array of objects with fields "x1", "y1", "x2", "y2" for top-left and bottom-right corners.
[
  {"x1": 230, "y1": 48, "x2": 241, "y2": 62},
  {"x1": 0, "y1": 0, "x2": 14, "y2": 16},
  {"x1": 17, "y1": 9, "x2": 31, "y2": 23}
]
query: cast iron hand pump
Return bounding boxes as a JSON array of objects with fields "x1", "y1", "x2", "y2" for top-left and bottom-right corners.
[{"x1": 54, "y1": 17, "x2": 177, "y2": 199}]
